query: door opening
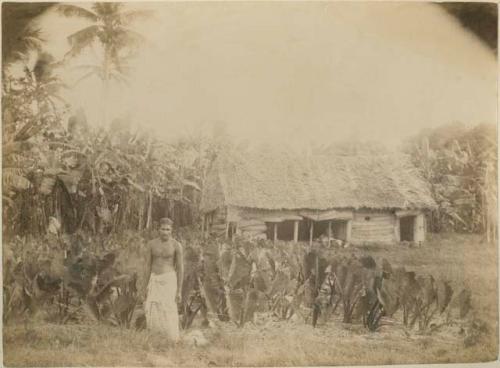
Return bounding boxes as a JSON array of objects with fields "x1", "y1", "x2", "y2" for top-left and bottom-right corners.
[{"x1": 400, "y1": 216, "x2": 415, "y2": 241}]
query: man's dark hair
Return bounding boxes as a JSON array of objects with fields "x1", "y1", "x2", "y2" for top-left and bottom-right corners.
[{"x1": 160, "y1": 217, "x2": 173, "y2": 226}]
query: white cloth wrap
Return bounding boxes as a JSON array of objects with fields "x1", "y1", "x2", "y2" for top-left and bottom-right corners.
[{"x1": 145, "y1": 271, "x2": 180, "y2": 341}]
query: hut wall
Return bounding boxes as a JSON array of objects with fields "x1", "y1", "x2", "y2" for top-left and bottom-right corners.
[
  {"x1": 350, "y1": 210, "x2": 398, "y2": 244},
  {"x1": 227, "y1": 206, "x2": 298, "y2": 240}
]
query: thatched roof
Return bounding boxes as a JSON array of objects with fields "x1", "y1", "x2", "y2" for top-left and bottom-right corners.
[{"x1": 200, "y1": 149, "x2": 436, "y2": 212}]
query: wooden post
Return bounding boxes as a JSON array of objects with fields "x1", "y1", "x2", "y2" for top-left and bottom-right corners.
[
  {"x1": 225, "y1": 222, "x2": 229, "y2": 239},
  {"x1": 346, "y1": 220, "x2": 352, "y2": 243},
  {"x1": 273, "y1": 223, "x2": 278, "y2": 242},
  {"x1": 327, "y1": 220, "x2": 332, "y2": 247},
  {"x1": 394, "y1": 215, "x2": 401, "y2": 242},
  {"x1": 293, "y1": 220, "x2": 299, "y2": 243},
  {"x1": 201, "y1": 214, "x2": 205, "y2": 237},
  {"x1": 309, "y1": 220, "x2": 314, "y2": 246},
  {"x1": 414, "y1": 214, "x2": 425, "y2": 244}
]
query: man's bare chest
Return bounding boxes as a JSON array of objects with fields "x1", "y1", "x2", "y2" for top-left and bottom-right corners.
[{"x1": 151, "y1": 240, "x2": 176, "y2": 259}]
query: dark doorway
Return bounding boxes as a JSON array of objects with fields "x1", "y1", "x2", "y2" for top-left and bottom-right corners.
[
  {"x1": 313, "y1": 220, "x2": 329, "y2": 239},
  {"x1": 277, "y1": 220, "x2": 295, "y2": 241},
  {"x1": 332, "y1": 220, "x2": 348, "y2": 240},
  {"x1": 400, "y1": 216, "x2": 415, "y2": 241},
  {"x1": 265, "y1": 220, "x2": 310, "y2": 241},
  {"x1": 311, "y1": 220, "x2": 348, "y2": 241}
]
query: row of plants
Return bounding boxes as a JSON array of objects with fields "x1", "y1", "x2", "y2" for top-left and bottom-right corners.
[
  {"x1": 4, "y1": 230, "x2": 474, "y2": 334},
  {"x1": 187, "y1": 235, "x2": 473, "y2": 332}
]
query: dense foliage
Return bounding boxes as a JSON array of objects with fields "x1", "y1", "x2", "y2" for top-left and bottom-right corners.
[
  {"x1": 186, "y1": 235, "x2": 473, "y2": 332},
  {"x1": 2, "y1": 88, "x2": 209, "y2": 237},
  {"x1": 405, "y1": 123, "x2": 497, "y2": 240},
  {"x1": 4, "y1": 231, "x2": 474, "y2": 340},
  {"x1": 2, "y1": 2, "x2": 221, "y2": 239}
]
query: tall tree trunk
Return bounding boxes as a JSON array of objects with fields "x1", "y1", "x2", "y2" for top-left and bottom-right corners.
[
  {"x1": 102, "y1": 47, "x2": 111, "y2": 127},
  {"x1": 137, "y1": 196, "x2": 144, "y2": 231},
  {"x1": 146, "y1": 190, "x2": 153, "y2": 229}
]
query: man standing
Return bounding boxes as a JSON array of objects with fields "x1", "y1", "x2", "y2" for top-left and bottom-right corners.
[{"x1": 144, "y1": 217, "x2": 184, "y2": 341}]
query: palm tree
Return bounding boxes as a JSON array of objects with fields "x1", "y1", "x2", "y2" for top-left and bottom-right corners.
[
  {"x1": 3, "y1": 51, "x2": 68, "y2": 236},
  {"x1": 56, "y1": 3, "x2": 151, "y2": 125},
  {"x1": 2, "y1": 3, "x2": 52, "y2": 66}
]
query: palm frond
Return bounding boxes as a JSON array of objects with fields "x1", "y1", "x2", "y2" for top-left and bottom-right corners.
[
  {"x1": 72, "y1": 63, "x2": 102, "y2": 71},
  {"x1": 2, "y1": 195, "x2": 15, "y2": 208},
  {"x1": 120, "y1": 9, "x2": 154, "y2": 25},
  {"x1": 92, "y1": 2, "x2": 124, "y2": 17},
  {"x1": 44, "y1": 81, "x2": 69, "y2": 93},
  {"x1": 14, "y1": 27, "x2": 45, "y2": 56},
  {"x1": 3, "y1": 168, "x2": 31, "y2": 191},
  {"x1": 72, "y1": 69, "x2": 102, "y2": 87},
  {"x1": 56, "y1": 4, "x2": 99, "y2": 22},
  {"x1": 114, "y1": 27, "x2": 146, "y2": 48},
  {"x1": 48, "y1": 93, "x2": 68, "y2": 106},
  {"x1": 65, "y1": 25, "x2": 100, "y2": 59},
  {"x1": 109, "y1": 71, "x2": 130, "y2": 86},
  {"x1": 21, "y1": 33, "x2": 45, "y2": 52}
]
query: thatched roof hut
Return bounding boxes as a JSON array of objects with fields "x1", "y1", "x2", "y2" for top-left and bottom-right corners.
[{"x1": 201, "y1": 149, "x2": 436, "y2": 245}]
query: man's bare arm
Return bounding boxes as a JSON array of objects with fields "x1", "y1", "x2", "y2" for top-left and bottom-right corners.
[
  {"x1": 143, "y1": 241, "x2": 153, "y2": 300},
  {"x1": 175, "y1": 241, "x2": 184, "y2": 302}
]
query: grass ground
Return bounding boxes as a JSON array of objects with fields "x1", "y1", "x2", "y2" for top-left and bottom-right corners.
[{"x1": 3, "y1": 233, "x2": 498, "y2": 367}]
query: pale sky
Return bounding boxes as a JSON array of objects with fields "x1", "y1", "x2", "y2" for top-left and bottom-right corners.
[{"x1": 30, "y1": 2, "x2": 497, "y2": 147}]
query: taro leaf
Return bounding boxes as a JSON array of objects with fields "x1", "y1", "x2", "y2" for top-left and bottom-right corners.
[
  {"x1": 181, "y1": 270, "x2": 198, "y2": 306},
  {"x1": 304, "y1": 277, "x2": 317, "y2": 307},
  {"x1": 113, "y1": 293, "x2": 136, "y2": 323},
  {"x1": 303, "y1": 252, "x2": 317, "y2": 280},
  {"x1": 228, "y1": 252, "x2": 251, "y2": 289},
  {"x1": 417, "y1": 275, "x2": 437, "y2": 307},
  {"x1": 382, "y1": 258, "x2": 393, "y2": 276},
  {"x1": 286, "y1": 278, "x2": 299, "y2": 295},
  {"x1": 457, "y1": 288, "x2": 471, "y2": 318},
  {"x1": 199, "y1": 276, "x2": 224, "y2": 318},
  {"x1": 342, "y1": 263, "x2": 363, "y2": 297},
  {"x1": 6, "y1": 282, "x2": 26, "y2": 316},
  {"x1": 360, "y1": 256, "x2": 376, "y2": 269},
  {"x1": 200, "y1": 245, "x2": 227, "y2": 319},
  {"x1": 266, "y1": 253, "x2": 276, "y2": 275},
  {"x1": 399, "y1": 271, "x2": 420, "y2": 306},
  {"x1": 35, "y1": 272, "x2": 61, "y2": 294},
  {"x1": 253, "y1": 270, "x2": 271, "y2": 294},
  {"x1": 361, "y1": 268, "x2": 379, "y2": 303},
  {"x1": 218, "y1": 248, "x2": 232, "y2": 281},
  {"x1": 334, "y1": 262, "x2": 349, "y2": 291},
  {"x1": 97, "y1": 206, "x2": 112, "y2": 223},
  {"x1": 226, "y1": 288, "x2": 244, "y2": 324},
  {"x1": 242, "y1": 289, "x2": 259, "y2": 324},
  {"x1": 40, "y1": 176, "x2": 56, "y2": 195},
  {"x1": 436, "y1": 280, "x2": 454, "y2": 313},
  {"x1": 96, "y1": 252, "x2": 116, "y2": 273},
  {"x1": 267, "y1": 271, "x2": 289, "y2": 298},
  {"x1": 58, "y1": 170, "x2": 82, "y2": 193},
  {"x1": 254, "y1": 248, "x2": 273, "y2": 272},
  {"x1": 377, "y1": 278, "x2": 400, "y2": 316},
  {"x1": 5, "y1": 172, "x2": 31, "y2": 191},
  {"x1": 48, "y1": 216, "x2": 61, "y2": 234},
  {"x1": 64, "y1": 254, "x2": 97, "y2": 296},
  {"x1": 317, "y1": 257, "x2": 329, "y2": 290}
]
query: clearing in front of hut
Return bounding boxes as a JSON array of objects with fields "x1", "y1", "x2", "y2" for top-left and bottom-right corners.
[{"x1": 4, "y1": 233, "x2": 497, "y2": 367}]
